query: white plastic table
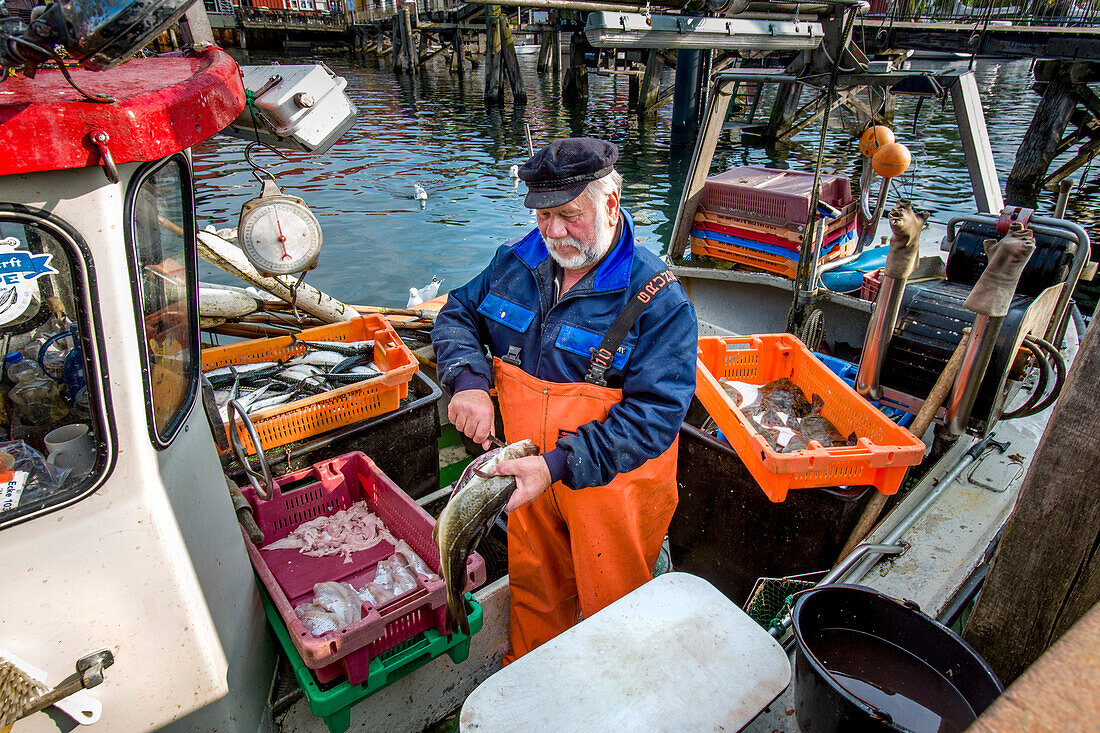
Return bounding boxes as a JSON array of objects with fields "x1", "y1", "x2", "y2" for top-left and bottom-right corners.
[{"x1": 460, "y1": 572, "x2": 791, "y2": 732}]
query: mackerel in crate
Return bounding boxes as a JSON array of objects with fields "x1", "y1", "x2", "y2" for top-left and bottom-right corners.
[{"x1": 241, "y1": 451, "x2": 487, "y2": 686}]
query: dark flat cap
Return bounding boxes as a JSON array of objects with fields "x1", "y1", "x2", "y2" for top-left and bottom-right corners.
[{"x1": 518, "y1": 137, "x2": 619, "y2": 209}]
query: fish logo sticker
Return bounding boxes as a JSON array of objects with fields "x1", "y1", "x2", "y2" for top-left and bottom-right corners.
[{"x1": 0, "y1": 237, "x2": 59, "y2": 327}]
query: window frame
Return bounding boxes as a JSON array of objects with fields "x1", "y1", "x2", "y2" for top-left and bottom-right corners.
[
  {"x1": 124, "y1": 154, "x2": 201, "y2": 449},
  {"x1": 0, "y1": 204, "x2": 117, "y2": 531}
]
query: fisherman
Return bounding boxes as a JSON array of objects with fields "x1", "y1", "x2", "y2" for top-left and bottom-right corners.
[{"x1": 431, "y1": 137, "x2": 697, "y2": 662}]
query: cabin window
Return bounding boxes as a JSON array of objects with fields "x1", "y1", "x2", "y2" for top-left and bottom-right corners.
[
  {"x1": 0, "y1": 206, "x2": 113, "y2": 530},
  {"x1": 126, "y1": 155, "x2": 199, "y2": 448}
]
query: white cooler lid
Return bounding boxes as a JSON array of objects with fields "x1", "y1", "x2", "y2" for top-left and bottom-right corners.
[{"x1": 460, "y1": 572, "x2": 791, "y2": 732}]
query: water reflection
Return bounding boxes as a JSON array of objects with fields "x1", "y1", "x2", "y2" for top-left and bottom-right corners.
[{"x1": 194, "y1": 53, "x2": 1095, "y2": 313}]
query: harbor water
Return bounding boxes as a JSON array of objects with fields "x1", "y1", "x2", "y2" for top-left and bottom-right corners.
[{"x1": 193, "y1": 53, "x2": 1099, "y2": 315}]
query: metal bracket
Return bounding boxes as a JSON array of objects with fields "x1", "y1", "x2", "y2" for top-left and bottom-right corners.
[
  {"x1": 996, "y1": 205, "x2": 1034, "y2": 234},
  {"x1": 88, "y1": 130, "x2": 118, "y2": 184},
  {"x1": 967, "y1": 439, "x2": 1022, "y2": 493}
]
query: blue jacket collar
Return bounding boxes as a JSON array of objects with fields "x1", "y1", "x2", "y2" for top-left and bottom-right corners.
[{"x1": 512, "y1": 208, "x2": 636, "y2": 293}]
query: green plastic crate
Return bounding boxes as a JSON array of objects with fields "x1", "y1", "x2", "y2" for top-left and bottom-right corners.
[{"x1": 259, "y1": 585, "x2": 484, "y2": 733}]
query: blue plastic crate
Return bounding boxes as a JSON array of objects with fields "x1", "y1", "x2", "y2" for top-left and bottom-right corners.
[{"x1": 813, "y1": 353, "x2": 914, "y2": 427}]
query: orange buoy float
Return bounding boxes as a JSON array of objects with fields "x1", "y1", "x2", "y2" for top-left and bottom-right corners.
[
  {"x1": 872, "y1": 142, "x2": 912, "y2": 179},
  {"x1": 859, "y1": 126, "x2": 895, "y2": 158}
]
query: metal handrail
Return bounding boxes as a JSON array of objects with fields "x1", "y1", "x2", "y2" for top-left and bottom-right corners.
[{"x1": 946, "y1": 212, "x2": 1091, "y2": 346}]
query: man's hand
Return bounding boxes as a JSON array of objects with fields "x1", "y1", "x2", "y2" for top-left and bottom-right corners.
[
  {"x1": 449, "y1": 389, "x2": 496, "y2": 449},
  {"x1": 495, "y1": 455, "x2": 552, "y2": 512}
]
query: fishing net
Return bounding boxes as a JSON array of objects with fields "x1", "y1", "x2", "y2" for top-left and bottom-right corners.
[
  {"x1": 0, "y1": 657, "x2": 45, "y2": 727},
  {"x1": 743, "y1": 573, "x2": 820, "y2": 632}
]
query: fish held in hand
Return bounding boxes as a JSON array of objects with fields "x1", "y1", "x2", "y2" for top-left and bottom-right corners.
[{"x1": 433, "y1": 439, "x2": 539, "y2": 634}]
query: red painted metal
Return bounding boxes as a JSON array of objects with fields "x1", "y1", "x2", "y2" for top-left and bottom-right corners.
[{"x1": 0, "y1": 49, "x2": 245, "y2": 176}]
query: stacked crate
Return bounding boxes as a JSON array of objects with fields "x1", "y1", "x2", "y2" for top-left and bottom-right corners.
[{"x1": 690, "y1": 166, "x2": 858, "y2": 278}]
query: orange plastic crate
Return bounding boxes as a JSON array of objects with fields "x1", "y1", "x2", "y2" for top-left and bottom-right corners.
[
  {"x1": 695, "y1": 334, "x2": 925, "y2": 502},
  {"x1": 694, "y1": 205, "x2": 857, "y2": 246},
  {"x1": 201, "y1": 314, "x2": 418, "y2": 454},
  {"x1": 690, "y1": 236, "x2": 856, "y2": 278}
]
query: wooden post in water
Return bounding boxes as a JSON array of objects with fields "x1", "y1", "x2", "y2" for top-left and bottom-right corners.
[
  {"x1": 963, "y1": 316, "x2": 1100, "y2": 684},
  {"x1": 498, "y1": 12, "x2": 527, "y2": 104},
  {"x1": 537, "y1": 19, "x2": 552, "y2": 73},
  {"x1": 562, "y1": 30, "x2": 588, "y2": 103},
  {"x1": 485, "y1": 5, "x2": 505, "y2": 104},
  {"x1": 402, "y1": 5, "x2": 418, "y2": 75},
  {"x1": 392, "y1": 14, "x2": 404, "y2": 72},
  {"x1": 453, "y1": 27, "x2": 466, "y2": 78},
  {"x1": 1006, "y1": 62, "x2": 1081, "y2": 205},
  {"x1": 551, "y1": 11, "x2": 561, "y2": 74},
  {"x1": 638, "y1": 50, "x2": 664, "y2": 114},
  {"x1": 417, "y1": 23, "x2": 429, "y2": 68},
  {"x1": 762, "y1": 81, "x2": 804, "y2": 141}
]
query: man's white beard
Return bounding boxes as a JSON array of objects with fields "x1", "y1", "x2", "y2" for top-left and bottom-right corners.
[{"x1": 545, "y1": 211, "x2": 616, "y2": 271}]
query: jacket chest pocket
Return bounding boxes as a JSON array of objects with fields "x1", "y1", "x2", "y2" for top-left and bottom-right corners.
[
  {"x1": 554, "y1": 322, "x2": 633, "y2": 371},
  {"x1": 478, "y1": 292, "x2": 535, "y2": 333}
]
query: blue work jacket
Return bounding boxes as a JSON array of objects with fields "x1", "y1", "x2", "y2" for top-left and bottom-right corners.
[{"x1": 431, "y1": 212, "x2": 698, "y2": 490}]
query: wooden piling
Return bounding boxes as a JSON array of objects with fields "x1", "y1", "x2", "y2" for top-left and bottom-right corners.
[
  {"x1": 638, "y1": 49, "x2": 664, "y2": 115},
  {"x1": 963, "y1": 316, "x2": 1100, "y2": 684},
  {"x1": 485, "y1": 6, "x2": 505, "y2": 105},
  {"x1": 551, "y1": 11, "x2": 561, "y2": 74},
  {"x1": 1007, "y1": 64, "x2": 1079, "y2": 205},
  {"x1": 762, "y1": 81, "x2": 804, "y2": 141},
  {"x1": 562, "y1": 30, "x2": 588, "y2": 103},
  {"x1": 537, "y1": 23, "x2": 553, "y2": 73},
  {"x1": 392, "y1": 15, "x2": 404, "y2": 72},
  {"x1": 498, "y1": 13, "x2": 528, "y2": 104},
  {"x1": 453, "y1": 27, "x2": 466, "y2": 78},
  {"x1": 402, "y1": 6, "x2": 418, "y2": 75}
]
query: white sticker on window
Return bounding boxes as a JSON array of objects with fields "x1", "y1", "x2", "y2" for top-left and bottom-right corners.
[
  {"x1": 0, "y1": 237, "x2": 59, "y2": 327},
  {"x1": 0, "y1": 471, "x2": 29, "y2": 514}
]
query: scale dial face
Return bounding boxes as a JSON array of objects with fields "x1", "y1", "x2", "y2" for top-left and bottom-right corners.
[{"x1": 238, "y1": 195, "x2": 323, "y2": 277}]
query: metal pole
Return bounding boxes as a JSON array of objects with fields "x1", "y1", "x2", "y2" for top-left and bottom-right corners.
[
  {"x1": 855, "y1": 274, "x2": 906, "y2": 400},
  {"x1": 843, "y1": 434, "x2": 1006, "y2": 583},
  {"x1": 768, "y1": 542, "x2": 906, "y2": 637},
  {"x1": 946, "y1": 212, "x2": 1091, "y2": 347},
  {"x1": 671, "y1": 49, "x2": 704, "y2": 146},
  {"x1": 1054, "y1": 178, "x2": 1075, "y2": 219},
  {"x1": 819, "y1": 175, "x2": 890, "y2": 275}
]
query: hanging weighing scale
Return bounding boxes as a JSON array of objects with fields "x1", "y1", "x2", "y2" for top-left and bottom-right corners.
[{"x1": 238, "y1": 144, "x2": 323, "y2": 279}]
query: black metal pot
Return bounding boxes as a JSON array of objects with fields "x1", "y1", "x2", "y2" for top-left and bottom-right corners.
[{"x1": 791, "y1": 585, "x2": 1003, "y2": 733}]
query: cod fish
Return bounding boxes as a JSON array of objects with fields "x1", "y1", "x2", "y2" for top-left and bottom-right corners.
[{"x1": 433, "y1": 438, "x2": 539, "y2": 634}]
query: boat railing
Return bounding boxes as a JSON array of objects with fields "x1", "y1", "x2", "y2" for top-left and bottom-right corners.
[{"x1": 865, "y1": 0, "x2": 1100, "y2": 26}]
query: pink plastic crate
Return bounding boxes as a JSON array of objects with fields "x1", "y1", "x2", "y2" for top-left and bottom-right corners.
[
  {"x1": 241, "y1": 451, "x2": 486, "y2": 686},
  {"x1": 701, "y1": 166, "x2": 854, "y2": 227}
]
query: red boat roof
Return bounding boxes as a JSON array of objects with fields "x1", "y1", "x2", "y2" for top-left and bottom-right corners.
[{"x1": 0, "y1": 49, "x2": 245, "y2": 176}]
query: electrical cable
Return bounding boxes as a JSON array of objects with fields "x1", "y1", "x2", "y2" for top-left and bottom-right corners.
[{"x1": 1001, "y1": 337, "x2": 1051, "y2": 420}]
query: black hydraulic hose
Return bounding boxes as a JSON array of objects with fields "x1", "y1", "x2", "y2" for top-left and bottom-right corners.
[
  {"x1": 1001, "y1": 338, "x2": 1051, "y2": 420},
  {"x1": 1019, "y1": 336, "x2": 1067, "y2": 417},
  {"x1": 1072, "y1": 303, "x2": 1087, "y2": 341}
]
